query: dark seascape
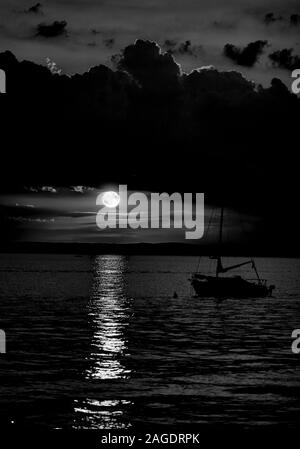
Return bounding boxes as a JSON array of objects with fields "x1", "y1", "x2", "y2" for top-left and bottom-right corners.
[
  {"x1": 0, "y1": 253, "x2": 299, "y2": 431},
  {"x1": 1, "y1": 0, "x2": 300, "y2": 445}
]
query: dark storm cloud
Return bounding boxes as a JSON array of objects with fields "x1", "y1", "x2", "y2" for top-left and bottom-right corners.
[
  {"x1": 1, "y1": 39, "x2": 297, "y2": 123},
  {"x1": 262, "y1": 12, "x2": 300, "y2": 27},
  {"x1": 91, "y1": 29, "x2": 101, "y2": 35},
  {"x1": 163, "y1": 40, "x2": 203, "y2": 58},
  {"x1": 0, "y1": 39, "x2": 299, "y2": 196},
  {"x1": 0, "y1": 0, "x2": 298, "y2": 88},
  {"x1": 269, "y1": 48, "x2": 300, "y2": 70},
  {"x1": 178, "y1": 40, "x2": 195, "y2": 56},
  {"x1": 263, "y1": 13, "x2": 283, "y2": 25},
  {"x1": 224, "y1": 40, "x2": 268, "y2": 67},
  {"x1": 0, "y1": 39, "x2": 298, "y2": 130},
  {"x1": 116, "y1": 39, "x2": 180, "y2": 92},
  {"x1": 36, "y1": 20, "x2": 68, "y2": 38},
  {"x1": 103, "y1": 38, "x2": 115, "y2": 49},
  {"x1": 164, "y1": 39, "x2": 177, "y2": 48},
  {"x1": 26, "y1": 3, "x2": 43, "y2": 14},
  {"x1": 290, "y1": 14, "x2": 300, "y2": 26},
  {"x1": 12, "y1": 2, "x2": 43, "y2": 15},
  {"x1": 0, "y1": 38, "x2": 299, "y2": 250}
]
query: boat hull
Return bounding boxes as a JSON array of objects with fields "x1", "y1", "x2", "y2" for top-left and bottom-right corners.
[{"x1": 191, "y1": 275, "x2": 271, "y2": 298}]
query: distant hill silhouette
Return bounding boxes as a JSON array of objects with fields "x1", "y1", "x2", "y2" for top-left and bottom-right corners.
[{"x1": 1, "y1": 241, "x2": 299, "y2": 257}]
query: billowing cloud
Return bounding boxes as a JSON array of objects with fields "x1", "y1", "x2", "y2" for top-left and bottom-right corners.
[
  {"x1": 46, "y1": 57, "x2": 62, "y2": 75},
  {"x1": 103, "y1": 38, "x2": 115, "y2": 49},
  {"x1": 269, "y1": 48, "x2": 300, "y2": 70},
  {"x1": 0, "y1": 40, "x2": 299, "y2": 201},
  {"x1": 224, "y1": 40, "x2": 268, "y2": 67},
  {"x1": 163, "y1": 39, "x2": 203, "y2": 58},
  {"x1": 25, "y1": 186, "x2": 58, "y2": 193},
  {"x1": 26, "y1": 3, "x2": 43, "y2": 14},
  {"x1": 116, "y1": 39, "x2": 180, "y2": 92},
  {"x1": 36, "y1": 20, "x2": 68, "y2": 38},
  {"x1": 0, "y1": 0, "x2": 298, "y2": 89},
  {"x1": 70, "y1": 186, "x2": 94, "y2": 194},
  {"x1": 263, "y1": 12, "x2": 300, "y2": 26},
  {"x1": 263, "y1": 13, "x2": 283, "y2": 25},
  {"x1": 290, "y1": 14, "x2": 300, "y2": 26},
  {"x1": 41, "y1": 186, "x2": 57, "y2": 193}
]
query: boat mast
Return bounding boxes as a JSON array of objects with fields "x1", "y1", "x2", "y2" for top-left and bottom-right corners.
[
  {"x1": 216, "y1": 206, "x2": 224, "y2": 278},
  {"x1": 251, "y1": 257, "x2": 261, "y2": 283}
]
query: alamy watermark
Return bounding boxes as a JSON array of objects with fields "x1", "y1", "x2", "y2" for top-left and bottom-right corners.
[
  {"x1": 291, "y1": 69, "x2": 300, "y2": 94},
  {"x1": 96, "y1": 185, "x2": 204, "y2": 240},
  {"x1": 0, "y1": 69, "x2": 6, "y2": 94},
  {"x1": 0, "y1": 330, "x2": 6, "y2": 354},
  {"x1": 291, "y1": 329, "x2": 300, "y2": 354}
]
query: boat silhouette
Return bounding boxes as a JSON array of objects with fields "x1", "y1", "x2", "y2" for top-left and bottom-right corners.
[{"x1": 190, "y1": 206, "x2": 275, "y2": 298}]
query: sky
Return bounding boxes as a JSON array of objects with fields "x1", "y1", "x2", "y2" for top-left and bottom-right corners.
[
  {"x1": 0, "y1": 187, "x2": 259, "y2": 244},
  {"x1": 0, "y1": 0, "x2": 300, "y2": 87},
  {"x1": 0, "y1": 1, "x2": 299, "y2": 246}
]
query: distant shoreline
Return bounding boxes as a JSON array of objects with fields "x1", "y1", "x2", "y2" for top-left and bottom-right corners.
[{"x1": 1, "y1": 242, "x2": 299, "y2": 257}]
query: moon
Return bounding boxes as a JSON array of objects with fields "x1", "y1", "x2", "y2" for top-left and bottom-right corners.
[{"x1": 102, "y1": 191, "x2": 120, "y2": 208}]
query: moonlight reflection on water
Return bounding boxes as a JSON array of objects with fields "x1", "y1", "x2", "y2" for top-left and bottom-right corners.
[
  {"x1": 86, "y1": 255, "x2": 132, "y2": 380},
  {"x1": 75, "y1": 255, "x2": 133, "y2": 428}
]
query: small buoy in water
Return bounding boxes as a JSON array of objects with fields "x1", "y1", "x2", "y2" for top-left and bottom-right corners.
[{"x1": 173, "y1": 291, "x2": 178, "y2": 298}]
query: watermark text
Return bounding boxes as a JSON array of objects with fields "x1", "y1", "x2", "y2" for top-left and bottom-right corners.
[
  {"x1": 0, "y1": 69, "x2": 6, "y2": 94},
  {"x1": 96, "y1": 185, "x2": 204, "y2": 240},
  {"x1": 292, "y1": 69, "x2": 300, "y2": 94},
  {"x1": 0, "y1": 330, "x2": 6, "y2": 353},
  {"x1": 291, "y1": 329, "x2": 300, "y2": 354}
]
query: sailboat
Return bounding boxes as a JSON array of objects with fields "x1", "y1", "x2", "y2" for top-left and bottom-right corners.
[{"x1": 190, "y1": 207, "x2": 275, "y2": 298}]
